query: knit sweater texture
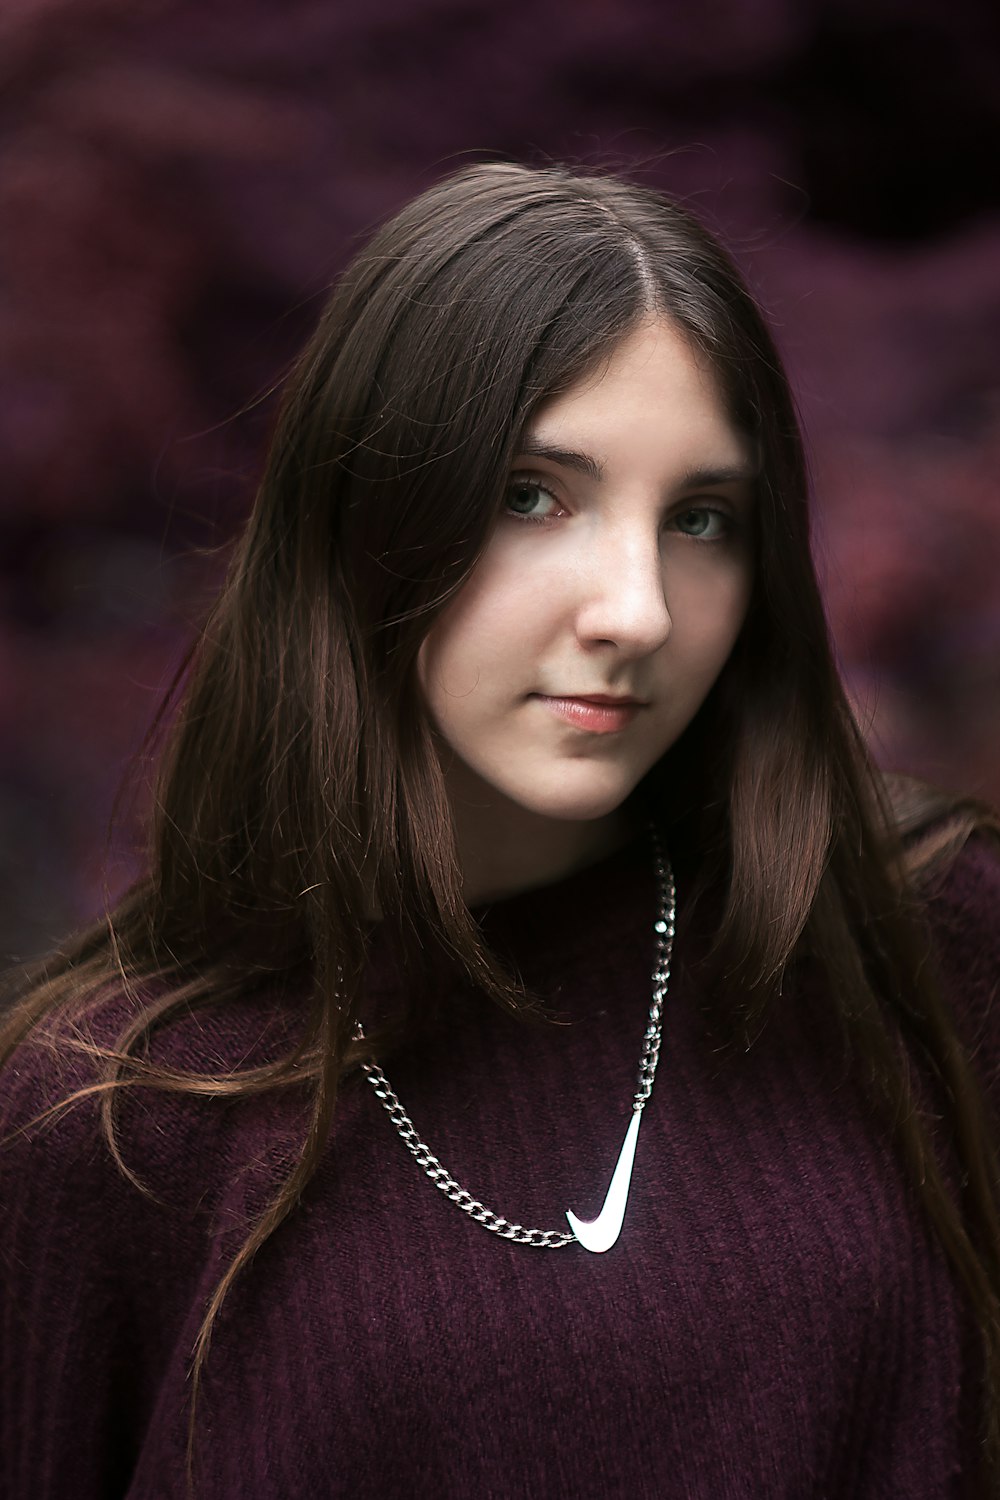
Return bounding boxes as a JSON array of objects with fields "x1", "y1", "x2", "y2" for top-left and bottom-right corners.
[{"x1": 2, "y1": 834, "x2": 998, "y2": 1499}]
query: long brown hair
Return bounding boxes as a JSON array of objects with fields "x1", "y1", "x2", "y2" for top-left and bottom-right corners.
[{"x1": 4, "y1": 162, "x2": 1000, "y2": 1485}]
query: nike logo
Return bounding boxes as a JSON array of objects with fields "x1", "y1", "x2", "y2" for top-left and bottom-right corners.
[{"x1": 565, "y1": 1109, "x2": 643, "y2": 1253}]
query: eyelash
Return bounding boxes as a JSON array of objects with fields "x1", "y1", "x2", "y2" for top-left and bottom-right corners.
[{"x1": 502, "y1": 474, "x2": 737, "y2": 539}]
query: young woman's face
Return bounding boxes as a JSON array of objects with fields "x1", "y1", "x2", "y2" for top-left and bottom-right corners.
[{"x1": 418, "y1": 317, "x2": 756, "y2": 832}]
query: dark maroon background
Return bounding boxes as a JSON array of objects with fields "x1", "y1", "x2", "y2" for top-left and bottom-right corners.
[{"x1": 2, "y1": 0, "x2": 999, "y2": 963}]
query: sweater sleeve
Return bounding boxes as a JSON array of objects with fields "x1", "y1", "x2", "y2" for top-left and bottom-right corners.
[
  {"x1": 0, "y1": 1035, "x2": 155, "y2": 1498},
  {"x1": 0, "y1": 994, "x2": 309, "y2": 1500}
]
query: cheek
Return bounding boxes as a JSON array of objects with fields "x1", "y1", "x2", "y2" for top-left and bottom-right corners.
[
  {"x1": 668, "y1": 561, "x2": 753, "y2": 663},
  {"x1": 717, "y1": 571, "x2": 753, "y2": 650},
  {"x1": 417, "y1": 554, "x2": 543, "y2": 704},
  {"x1": 417, "y1": 610, "x2": 500, "y2": 726}
]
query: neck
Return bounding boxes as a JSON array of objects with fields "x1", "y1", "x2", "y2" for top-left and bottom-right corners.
[{"x1": 445, "y1": 777, "x2": 639, "y2": 907}]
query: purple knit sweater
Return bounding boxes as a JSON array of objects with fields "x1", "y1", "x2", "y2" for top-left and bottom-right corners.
[{"x1": 2, "y1": 835, "x2": 998, "y2": 1498}]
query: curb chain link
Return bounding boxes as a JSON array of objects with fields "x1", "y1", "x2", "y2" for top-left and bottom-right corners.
[{"x1": 358, "y1": 825, "x2": 675, "y2": 1248}]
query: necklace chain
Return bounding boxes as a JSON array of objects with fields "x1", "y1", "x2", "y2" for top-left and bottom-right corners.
[{"x1": 357, "y1": 827, "x2": 675, "y2": 1248}]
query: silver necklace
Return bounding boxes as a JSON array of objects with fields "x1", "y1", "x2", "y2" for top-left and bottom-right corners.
[{"x1": 357, "y1": 827, "x2": 675, "y2": 1252}]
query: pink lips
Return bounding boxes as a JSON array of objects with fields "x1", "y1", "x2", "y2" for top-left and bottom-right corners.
[{"x1": 535, "y1": 694, "x2": 645, "y2": 734}]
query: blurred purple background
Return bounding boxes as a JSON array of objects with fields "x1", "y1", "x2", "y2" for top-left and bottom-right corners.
[{"x1": 2, "y1": 0, "x2": 999, "y2": 962}]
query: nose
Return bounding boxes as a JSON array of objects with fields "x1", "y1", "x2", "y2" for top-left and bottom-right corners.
[{"x1": 573, "y1": 523, "x2": 672, "y2": 657}]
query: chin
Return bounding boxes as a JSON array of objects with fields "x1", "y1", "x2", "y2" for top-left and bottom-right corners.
[{"x1": 505, "y1": 780, "x2": 638, "y2": 825}]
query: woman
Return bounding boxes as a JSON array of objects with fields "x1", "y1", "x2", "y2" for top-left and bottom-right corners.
[{"x1": 2, "y1": 162, "x2": 998, "y2": 1498}]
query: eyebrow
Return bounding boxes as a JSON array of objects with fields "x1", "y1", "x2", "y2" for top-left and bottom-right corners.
[
  {"x1": 517, "y1": 437, "x2": 605, "y2": 481},
  {"x1": 515, "y1": 437, "x2": 757, "y2": 490},
  {"x1": 676, "y1": 463, "x2": 758, "y2": 489}
]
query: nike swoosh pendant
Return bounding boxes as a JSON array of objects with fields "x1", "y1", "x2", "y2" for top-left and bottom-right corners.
[{"x1": 565, "y1": 1109, "x2": 642, "y2": 1253}]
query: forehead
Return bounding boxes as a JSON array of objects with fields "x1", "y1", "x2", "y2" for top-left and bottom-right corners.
[{"x1": 523, "y1": 318, "x2": 751, "y2": 471}]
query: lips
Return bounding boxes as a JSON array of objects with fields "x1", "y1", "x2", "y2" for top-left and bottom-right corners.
[
  {"x1": 561, "y1": 693, "x2": 648, "y2": 707},
  {"x1": 533, "y1": 693, "x2": 647, "y2": 734}
]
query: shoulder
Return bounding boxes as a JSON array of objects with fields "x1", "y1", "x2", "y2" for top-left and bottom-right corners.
[
  {"x1": 915, "y1": 830, "x2": 1000, "y2": 1092},
  {"x1": 0, "y1": 982, "x2": 307, "y2": 1497},
  {"x1": 0, "y1": 983, "x2": 308, "y2": 1260},
  {"x1": 919, "y1": 830, "x2": 1000, "y2": 970}
]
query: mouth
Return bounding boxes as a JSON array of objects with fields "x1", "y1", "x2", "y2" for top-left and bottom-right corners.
[
  {"x1": 532, "y1": 693, "x2": 647, "y2": 734},
  {"x1": 562, "y1": 693, "x2": 648, "y2": 707}
]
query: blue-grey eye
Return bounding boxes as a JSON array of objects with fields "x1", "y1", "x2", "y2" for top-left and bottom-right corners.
[
  {"x1": 505, "y1": 479, "x2": 558, "y2": 519},
  {"x1": 674, "y1": 507, "x2": 730, "y2": 539}
]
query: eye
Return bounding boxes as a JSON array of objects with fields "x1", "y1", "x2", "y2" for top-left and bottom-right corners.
[
  {"x1": 503, "y1": 476, "x2": 562, "y2": 523},
  {"x1": 670, "y1": 506, "x2": 733, "y2": 541}
]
